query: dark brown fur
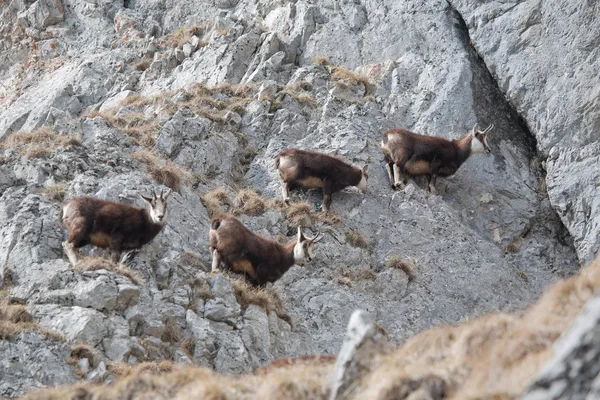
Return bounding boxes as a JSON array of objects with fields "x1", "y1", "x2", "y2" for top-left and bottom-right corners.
[
  {"x1": 275, "y1": 148, "x2": 367, "y2": 211},
  {"x1": 210, "y1": 214, "x2": 306, "y2": 286},
  {"x1": 381, "y1": 128, "x2": 483, "y2": 191},
  {"x1": 61, "y1": 197, "x2": 165, "y2": 260}
]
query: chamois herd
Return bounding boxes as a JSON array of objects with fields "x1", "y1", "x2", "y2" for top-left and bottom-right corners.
[{"x1": 59, "y1": 124, "x2": 494, "y2": 286}]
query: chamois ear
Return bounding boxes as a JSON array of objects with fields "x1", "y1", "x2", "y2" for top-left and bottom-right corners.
[
  {"x1": 362, "y1": 164, "x2": 369, "y2": 174},
  {"x1": 297, "y1": 226, "x2": 306, "y2": 242},
  {"x1": 472, "y1": 123, "x2": 479, "y2": 134},
  {"x1": 141, "y1": 194, "x2": 154, "y2": 204}
]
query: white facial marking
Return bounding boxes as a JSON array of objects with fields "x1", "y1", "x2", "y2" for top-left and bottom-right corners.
[
  {"x1": 470, "y1": 135, "x2": 486, "y2": 154},
  {"x1": 293, "y1": 242, "x2": 306, "y2": 265},
  {"x1": 150, "y1": 198, "x2": 168, "y2": 225},
  {"x1": 357, "y1": 174, "x2": 367, "y2": 193}
]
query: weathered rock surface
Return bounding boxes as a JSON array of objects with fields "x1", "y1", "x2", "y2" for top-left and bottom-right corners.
[
  {"x1": 0, "y1": 0, "x2": 598, "y2": 397},
  {"x1": 518, "y1": 296, "x2": 600, "y2": 400}
]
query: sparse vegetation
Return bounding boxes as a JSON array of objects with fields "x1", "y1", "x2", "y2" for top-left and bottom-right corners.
[
  {"x1": 330, "y1": 66, "x2": 372, "y2": 95},
  {"x1": 233, "y1": 188, "x2": 266, "y2": 216},
  {"x1": 179, "y1": 337, "x2": 196, "y2": 359},
  {"x1": 0, "y1": 291, "x2": 64, "y2": 341},
  {"x1": 387, "y1": 255, "x2": 416, "y2": 281},
  {"x1": 20, "y1": 255, "x2": 600, "y2": 400},
  {"x1": 346, "y1": 231, "x2": 370, "y2": 250},
  {"x1": 312, "y1": 56, "x2": 330, "y2": 66},
  {"x1": 286, "y1": 201, "x2": 313, "y2": 227},
  {"x1": 201, "y1": 187, "x2": 231, "y2": 218},
  {"x1": 181, "y1": 251, "x2": 208, "y2": 271},
  {"x1": 42, "y1": 183, "x2": 68, "y2": 202},
  {"x1": 233, "y1": 280, "x2": 293, "y2": 327},
  {"x1": 132, "y1": 149, "x2": 192, "y2": 192},
  {"x1": 133, "y1": 57, "x2": 151, "y2": 71},
  {"x1": 188, "y1": 277, "x2": 214, "y2": 304},
  {"x1": 74, "y1": 256, "x2": 142, "y2": 285},
  {"x1": 161, "y1": 317, "x2": 181, "y2": 343},
  {"x1": 70, "y1": 344, "x2": 101, "y2": 369},
  {"x1": 2, "y1": 126, "x2": 81, "y2": 160},
  {"x1": 159, "y1": 25, "x2": 208, "y2": 49}
]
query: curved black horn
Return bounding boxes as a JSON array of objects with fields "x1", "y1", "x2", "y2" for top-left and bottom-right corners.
[
  {"x1": 151, "y1": 189, "x2": 157, "y2": 198},
  {"x1": 160, "y1": 189, "x2": 164, "y2": 199},
  {"x1": 311, "y1": 231, "x2": 324, "y2": 243},
  {"x1": 484, "y1": 123, "x2": 495, "y2": 133}
]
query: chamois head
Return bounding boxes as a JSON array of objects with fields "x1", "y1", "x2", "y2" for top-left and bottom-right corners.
[
  {"x1": 357, "y1": 165, "x2": 369, "y2": 193},
  {"x1": 141, "y1": 188, "x2": 172, "y2": 225},
  {"x1": 471, "y1": 123, "x2": 494, "y2": 154},
  {"x1": 293, "y1": 227, "x2": 323, "y2": 265}
]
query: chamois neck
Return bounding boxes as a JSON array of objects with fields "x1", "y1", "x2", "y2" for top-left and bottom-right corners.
[
  {"x1": 283, "y1": 240, "x2": 297, "y2": 269},
  {"x1": 452, "y1": 133, "x2": 474, "y2": 166}
]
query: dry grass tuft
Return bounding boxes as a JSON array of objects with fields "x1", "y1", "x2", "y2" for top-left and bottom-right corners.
[
  {"x1": 70, "y1": 344, "x2": 101, "y2": 369},
  {"x1": 132, "y1": 149, "x2": 192, "y2": 192},
  {"x1": 179, "y1": 337, "x2": 196, "y2": 359},
  {"x1": 74, "y1": 256, "x2": 142, "y2": 285},
  {"x1": 286, "y1": 201, "x2": 313, "y2": 227},
  {"x1": 505, "y1": 241, "x2": 520, "y2": 254},
  {"x1": 357, "y1": 267, "x2": 377, "y2": 281},
  {"x1": 233, "y1": 188, "x2": 266, "y2": 216},
  {"x1": 188, "y1": 277, "x2": 214, "y2": 302},
  {"x1": 330, "y1": 66, "x2": 372, "y2": 95},
  {"x1": 107, "y1": 360, "x2": 175, "y2": 379},
  {"x1": 346, "y1": 231, "x2": 370, "y2": 250},
  {"x1": 42, "y1": 183, "x2": 68, "y2": 202},
  {"x1": 2, "y1": 127, "x2": 81, "y2": 160},
  {"x1": 387, "y1": 255, "x2": 416, "y2": 281},
  {"x1": 133, "y1": 57, "x2": 152, "y2": 71},
  {"x1": 161, "y1": 317, "x2": 181, "y2": 343},
  {"x1": 233, "y1": 280, "x2": 293, "y2": 327},
  {"x1": 312, "y1": 56, "x2": 330, "y2": 66},
  {"x1": 201, "y1": 188, "x2": 232, "y2": 218},
  {"x1": 160, "y1": 25, "x2": 208, "y2": 49}
]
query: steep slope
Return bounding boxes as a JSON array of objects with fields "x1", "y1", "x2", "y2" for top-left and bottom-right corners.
[{"x1": 0, "y1": 0, "x2": 595, "y2": 397}]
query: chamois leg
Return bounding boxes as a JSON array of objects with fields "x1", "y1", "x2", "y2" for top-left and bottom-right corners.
[
  {"x1": 109, "y1": 234, "x2": 124, "y2": 264},
  {"x1": 62, "y1": 241, "x2": 80, "y2": 266},
  {"x1": 281, "y1": 182, "x2": 291, "y2": 204},
  {"x1": 321, "y1": 180, "x2": 333, "y2": 212},
  {"x1": 211, "y1": 249, "x2": 222, "y2": 272},
  {"x1": 385, "y1": 163, "x2": 395, "y2": 188},
  {"x1": 392, "y1": 164, "x2": 405, "y2": 189},
  {"x1": 428, "y1": 162, "x2": 441, "y2": 195}
]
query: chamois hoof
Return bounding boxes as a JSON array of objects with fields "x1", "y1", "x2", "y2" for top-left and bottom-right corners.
[
  {"x1": 393, "y1": 183, "x2": 405, "y2": 191},
  {"x1": 428, "y1": 187, "x2": 438, "y2": 196}
]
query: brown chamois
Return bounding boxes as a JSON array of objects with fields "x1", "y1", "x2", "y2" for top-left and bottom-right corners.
[
  {"x1": 275, "y1": 148, "x2": 368, "y2": 212},
  {"x1": 209, "y1": 213, "x2": 323, "y2": 286},
  {"x1": 60, "y1": 189, "x2": 172, "y2": 266},
  {"x1": 380, "y1": 123, "x2": 494, "y2": 194}
]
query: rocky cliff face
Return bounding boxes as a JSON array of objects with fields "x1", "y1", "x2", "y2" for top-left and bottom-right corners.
[{"x1": 0, "y1": 0, "x2": 597, "y2": 397}]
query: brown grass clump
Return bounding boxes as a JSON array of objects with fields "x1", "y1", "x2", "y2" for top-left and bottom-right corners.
[
  {"x1": 133, "y1": 57, "x2": 152, "y2": 71},
  {"x1": 2, "y1": 127, "x2": 81, "y2": 160},
  {"x1": 132, "y1": 149, "x2": 192, "y2": 192},
  {"x1": 357, "y1": 267, "x2": 377, "y2": 281},
  {"x1": 161, "y1": 317, "x2": 181, "y2": 343},
  {"x1": 233, "y1": 188, "x2": 266, "y2": 216},
  {"x1": 233, "y1": 280, "x2": 293, "y2": 327},
  {"x1": 160, "y1": 25, "x2": 208, "y2": 49},
  {"x1": 70, "y1": 344, "x2": 101, "y2": 369},
  {"x1": 106, "y1": 360, "x2": 175, "y2": 379},
  {"x1": 330, "y1": 66, "x2": 372, "y2": 95},
  {"x1": 41, "y1": 183, "x2": 68, "y2": 202},
  {"x1": 201, "y1": 187, "x2": 232, "y2": 218},
  {"x1": 74, "y1": 256, "x2": 142, "y2": 285},
  {"x1": 346, "y1": 231, "x2": 370, "y2": 250},
  {"x1": 312, "y1": 56, "x2": 330, "y2": 66},
  {"x1": 179, "y1": 337, "x2": 196, "y2": 359},
  {"x1": 286, "y1": 201, "x2": 313, "y2": 227},
  {"x1": 387, "y1": 255, "x2": 416, "y2": 281}
]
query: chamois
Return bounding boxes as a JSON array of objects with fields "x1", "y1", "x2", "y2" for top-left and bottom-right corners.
[
  {"x1": 209, "y1": 213, "x2": 323, "y2": 286},
  {"x1": 380, "y1": 123, "x2": 494, "y2": 194},
  {"x1": 275, "y1": 148, "x2": 368, "y2": 212},
  {"x1": 60, "y1": 189, "x2": 172, "y2": 266}
]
